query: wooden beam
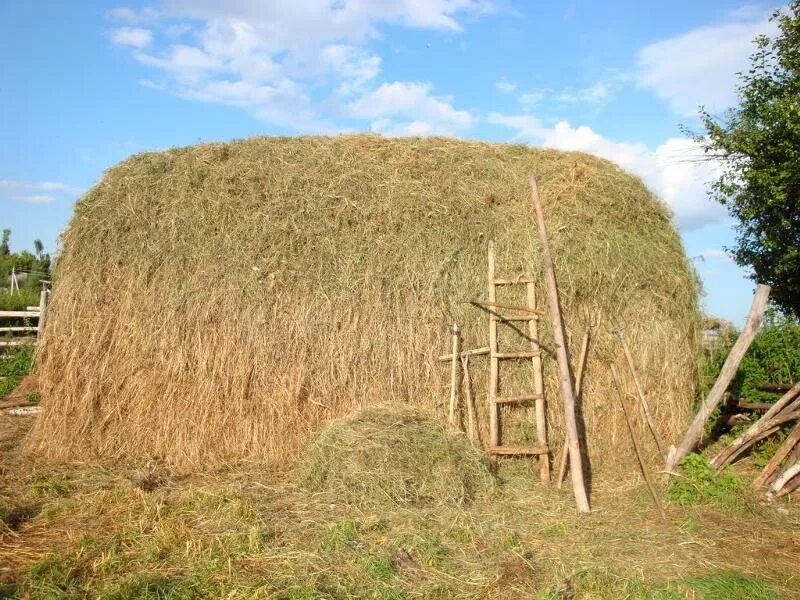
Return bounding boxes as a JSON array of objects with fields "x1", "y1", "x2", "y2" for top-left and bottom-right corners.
[
  {"x1": 448, "y1": 323, "x2": 461, "y2": 429},
  {"x1": 666, "y1": 284, "x2": 771, "y2": 473},
  {"x1": 753, "y1": 421, "x2": 800, "y2": 488},
  {"x1": 557, "y1": 327, "x2": 590, "y2": 489},
  {"x1": 438, "y1": 346, "x2": 489, "y2": 361},
  {"x1": 530, "y1": 176, "x2": 590, "y2": 514}
]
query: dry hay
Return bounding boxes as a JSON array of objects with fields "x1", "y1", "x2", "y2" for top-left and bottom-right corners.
[
  {"x1": 27, "y1": 135, "x2": 699, "y2": 476},
  {"x1": 297, "y1": 404, "x2": 494, "y2": 507}
]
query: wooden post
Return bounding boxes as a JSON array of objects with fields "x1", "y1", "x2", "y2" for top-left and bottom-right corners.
[
  {"x1": 666, "y1": 284, "x2": 771, "y2": 473},
  {"x1": 449, "y1": 323, "x2": 461, "y2": 429},
  {"x1": 616, "y1": 330, "x2": 666, "y2": 459},
  {"x1": 612, "y1": 364, "x2": 666, "y2": 518},
  {"x1": 488, "y1": 241, "x2": 499, "y2": 466},
  {"x1": 557, "y1": 327, "x2": 590, "y2": 489},
  {"x1": 526, "y1": 278, "x2": 550, "y2": 483},
  {"x1": 529, "y1": 176, "x2": 590, "y2": 514},
  {"x1": 771, "y1": 461, "x2": 800, "y2": 496},
  {"x1": 37, "y1": 284, "x2": 48, "y2": 339}
]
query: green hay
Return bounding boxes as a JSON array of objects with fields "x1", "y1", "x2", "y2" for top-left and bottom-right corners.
[
  {"x1": 27, "y1": 135, "x2": 700, "y2": 472},
  {"x1": 297, "y1": 404, "x2": 494, "y2": 507}
]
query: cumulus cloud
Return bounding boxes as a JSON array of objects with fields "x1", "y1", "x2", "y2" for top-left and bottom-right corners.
[
  {"x1": 109, "y1": 27, "x2": 153, "y2": 48},
  {"x1": 487, "y1": 114, "x2": 728, "y2": 230},
  {"x1": 495, "y1": 78, "x2": 516, "y2": 93},
  {"x1": 107, "y1": 2, "x2": 484, "y2": 131},
  {"x1": 348, "y1": 82, "x2": 473, "y2": 134},
  {"x1": 0, "y1": 179, "x2": 84, "y2": 205},
  {"x1": 635, "y1": 10, "x2": 778, "y2": 116}
]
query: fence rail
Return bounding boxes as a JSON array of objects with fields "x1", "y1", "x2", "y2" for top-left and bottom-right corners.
[{"x1": 0, "y1": 286, "x2": 49, "y2": 349}]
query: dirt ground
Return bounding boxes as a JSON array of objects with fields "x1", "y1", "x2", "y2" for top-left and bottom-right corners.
[{"x1": 1, "y1": 406, "x2": 799, "y2": 599}]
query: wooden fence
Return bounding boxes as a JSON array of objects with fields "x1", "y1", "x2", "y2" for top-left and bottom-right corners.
[{"x1": 0, "y1": 286, "x2": 50, "y2": 348}]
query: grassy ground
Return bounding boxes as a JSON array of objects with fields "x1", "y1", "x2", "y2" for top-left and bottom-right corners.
[{"x1": 1, "y1": 413, "x2": 798, "y2": 599}]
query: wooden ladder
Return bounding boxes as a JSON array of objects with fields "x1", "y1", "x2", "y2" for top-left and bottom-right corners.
[{"x1": 487, "y1": 240, "x2": 550, "y2": 483}]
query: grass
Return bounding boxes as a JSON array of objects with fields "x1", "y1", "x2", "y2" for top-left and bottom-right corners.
[
  {"x1": 2, "y1": 404, "x2": 797, "y2": 600},
  {"x1": 29, "y1": 135, "x2": 699, "y2": 474},
  {"x1": 0, "y1": 345, "x2": 34, "y2": 399},
  {"x1": 668, "y1": 453, "x2": 745, "y2": 510}
]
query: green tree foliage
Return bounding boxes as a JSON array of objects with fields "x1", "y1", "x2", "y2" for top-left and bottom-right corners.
[
  {"x1": 698, "y1": 2, "x2": 800, "y2": 316},
  {"x1": 0, "y1": 229, "x2": 52, "y2": 298}
]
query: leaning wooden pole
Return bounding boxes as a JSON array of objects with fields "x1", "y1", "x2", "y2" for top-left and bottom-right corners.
[
  {"x1": 616, "y1": 330, "x2": 666, "y2": 459},
  {"x1": 665, "y1": 284, "x2": 771, "y2": 474},
  {"x1": 556, "y1": 327, "x2": 590, "y2": 489},
  {"x1": 611, "y1": 364, "x2": 666, "y2": 519},
  {"x1": 529, "y1": 176, "x2": 590, "y2": 514},
  {"x1": 448, "y1": 323, "x2": 461, "y2": 429}
]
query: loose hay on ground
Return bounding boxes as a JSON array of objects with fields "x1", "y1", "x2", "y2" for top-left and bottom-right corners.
[{"x1": 297, "y1": 404, "x2": 494, "y2": 507}]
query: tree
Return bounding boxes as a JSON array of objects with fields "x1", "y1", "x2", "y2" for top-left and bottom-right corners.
[
  {"x1": 33, "y1": 239, "x2": 44, "y2": 259},
  {"x1": 0, "y1": 229, "x2": 9, "y2": 256},
  {"x1": 697, "y1": 1, "x2": 800, "y2": 316}
]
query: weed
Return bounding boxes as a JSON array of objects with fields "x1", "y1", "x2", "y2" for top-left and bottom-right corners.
[
  {"x1": 323, "y1": 519, "x2": 360, "y2": 550},
  {"x1": 364, "y1": 555, "x2": 394, "y2": 581},
  {"x1": 669, "y1": 571, "x2": 777, "y2": 600},
  {"x1": 668, "y1": 453, "x2": 744, "y2": 508},
  {"x1": 99, "y1": 574, "x2": 206, "y2": 600},
  {"x1": 26, "y1": 472, "x2": 71, "y2": 497},
  {"x1": 19, "y1": 555, "x2": 84, "y2": 599}
]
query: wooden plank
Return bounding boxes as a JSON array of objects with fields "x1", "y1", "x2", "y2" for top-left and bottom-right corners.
[
  {"x1": 0, "y1": 311, "x2": 40, "y2": 318},
  {"x1": 488, "y1": 241, "x2": 499, "y2": 464},
  {"x1": 712, "y1": 407, "x2": 800, "y2": 469},
  {"x1": 493, "y1": 277, "x2": 536, "y2": 285},
  {"x1": 612, "y1": 364, "x2": 666, "y2": 519},
  {"x1": 448, "y1": 323, "x2": 461, "y2": 429},
  {"x1": 489, "y1": 445, "x2": 549, "y2": 456},
  {"x1": 666, "y1": 284, "x2": 771, "y2": 474},
  {"x1": 470, "y1": 300, "x2": 545, "y2": 316},
  {"x1": 530, "y1": 176, "x2": 590, "y2": 513},
  {"x1": 737, "y1": 401, "x2": 773, "y2": 411},
  {"x1": 527, "y1": 279, "x2": 549, "y2": 484},
  {"x1": 494, "y1": 394, "x2": 543, "y2": 405},
  {"x1": 557, "y1": 327, "x2": 591, "y2": 489},
  {"x1": 438, "y1": 346, "x2": 489, "y2": 361},
  {"x1": 0, "y1": 327, "x2": 37, "y2": 333},
  {"x1": 493, "y1": 351, "x2": 541, "y2": 359},
  {"x1": 753, "y1": 421, "x2": 800, "y2": 488},
  {"x1": 617, "y1": 331, "x2": 666, "y2": 459},
  {"x1": 0, "y1": 339, "x2": 36, "y2": 347}
]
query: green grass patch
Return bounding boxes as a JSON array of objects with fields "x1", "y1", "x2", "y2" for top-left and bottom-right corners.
[{"x1": 668, "y1": 453, "x2": 744, "y2": 509}]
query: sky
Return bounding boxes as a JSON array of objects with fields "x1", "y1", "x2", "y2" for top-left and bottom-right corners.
[{"x1": 0, "y1": 1, "x2": 785, "y2": 324}]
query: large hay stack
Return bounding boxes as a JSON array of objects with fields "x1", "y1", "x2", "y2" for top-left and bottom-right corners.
[{"x1": 27, "y1": 136, "x2": 699, "y2": 475}]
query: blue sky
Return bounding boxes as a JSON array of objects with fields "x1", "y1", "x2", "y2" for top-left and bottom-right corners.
[{"x1": 0, "y1": 1, "x2": 784, "y2": 324}]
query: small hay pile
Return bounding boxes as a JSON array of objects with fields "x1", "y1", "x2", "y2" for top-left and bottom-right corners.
[
  {"x1": 27, "y1": 135, "x2": 700, "y2": 475},
  {"x1": 297, "y1": 404, "x2": 494, "y2": 506}
]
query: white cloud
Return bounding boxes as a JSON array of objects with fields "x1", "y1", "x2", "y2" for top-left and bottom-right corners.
[
  {"x1": 348, "y1": 82, "x2": 473, "y2": 133},
  {"x1": 108, "y1": 2, "x2": 483, "y2": 131},
  {"x1": 636, "y1": 10, "x2": 778, "y2": 116},
  {"x1": 488, "y1": 114, "x2": 728, "y2": 230},
  {"x1": 0, "y1": 179, "x2": 84, "y2": 205},
  {"x1": 110, "y1": 27, "x2": 153, "y2": 49},
  {"x1": 495, "y1": 78, "x2": 516, "y2": 93}
]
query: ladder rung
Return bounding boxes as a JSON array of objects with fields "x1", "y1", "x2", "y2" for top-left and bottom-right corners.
[
  {"x1": 493, "y1": 351, "x2": 540, "y2": 359},
  {"x1": 493, "y1": 394, "x2": 542, "y2": 405},
  {"x1": 489, "y1": 445, "x2": 549, "y2": 456},
  {"x1": 493, "y1": 277, "x2": 535, "y2": 285},
  {"x1": 492, "y1": 314, "x2": 538, "y2": 322}
]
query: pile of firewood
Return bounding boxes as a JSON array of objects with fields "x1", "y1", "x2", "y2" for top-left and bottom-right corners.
[{"x1": 710, "y1": 382, "x2": 800, "y2": 498}]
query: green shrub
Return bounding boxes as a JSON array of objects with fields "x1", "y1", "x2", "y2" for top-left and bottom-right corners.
[{"x1": 668, "y1": 453, "x2": 744, "y2": 508}]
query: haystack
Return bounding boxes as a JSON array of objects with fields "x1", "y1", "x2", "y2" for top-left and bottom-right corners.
[
  {"x1": 298, "y1": 404, "x2": 494, "y2": 506},
  {"x1": 27, "y1": 136, "x2": 699, "y2": 475}
]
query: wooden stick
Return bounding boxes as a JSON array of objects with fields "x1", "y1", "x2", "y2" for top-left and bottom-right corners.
[
  {"x1": 712, "y1": 408, "x2": 800, "y2": 470},
  {"x1": 616, "y1": 330, "x2": 666, "y2": 459},
  {"x1": 488, "y1": 241, "x2": 499, "y2": 466},
  {"x1": 557, "y1": 327, "x2": 590, "y2": 489},
  {"x1": 527, "y1": 279, "x2": 550, "y2": 484},
  {"x1": 530, "y1": 176, "x2": 590, "y2": 514},
  {"x1": 438, "y1": 347, "x2": 489, "y2": 361},
  {"x1": 461, "y1": 354, "x2": 479, "y2": 442},
  {"x1": 666, "y1": 284, "x2": 771, "y2": 473},
  {"x1": 469, "y1": 300, "x2": 545, "y2": 315},
  {"x1": 612, "y1": 364, "x2": 666, "y2": 519},
  {"x1": 449, "y1": 323, "x2": 461, "y2": 429},
  {"x1": 771, "y1": 460, "x2": 800, "y2": 495},
  {"x1": 753, "y1": 421, "x2": 800, "y2": 488}
]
